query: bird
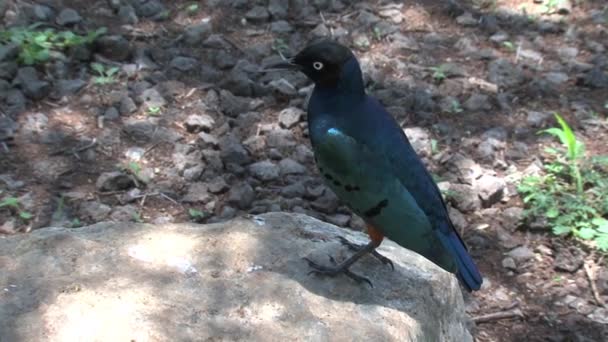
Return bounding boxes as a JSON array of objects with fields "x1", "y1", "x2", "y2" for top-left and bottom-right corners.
[{"x1": 274, "y1": 40, "x2": 482, "y2": 291}]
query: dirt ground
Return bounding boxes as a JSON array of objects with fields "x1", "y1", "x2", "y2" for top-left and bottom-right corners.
[{"x1": 1, "y1": 0, "x2": 607, "y2": 341}]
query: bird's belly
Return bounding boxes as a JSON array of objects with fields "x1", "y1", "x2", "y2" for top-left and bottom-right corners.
[{"x1": 315, "y1": 152, "x2": 436, "y2": 255}]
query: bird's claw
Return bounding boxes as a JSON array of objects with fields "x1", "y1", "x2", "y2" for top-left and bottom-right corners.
[
  {"x1": 337, "y1": 236, "x2": 394, "y2": 271},
  {"x1": 303, "y1": 257, "x2": 373, "y2": 288}
]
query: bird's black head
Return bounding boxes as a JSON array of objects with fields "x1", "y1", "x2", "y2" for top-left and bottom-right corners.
[{"x1": 290, "y1": 40, "x2": 356, "y2": 87}]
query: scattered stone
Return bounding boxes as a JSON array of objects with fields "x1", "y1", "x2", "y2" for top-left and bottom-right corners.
[
  {"x1": 269, "y1": 78, "x2": 297, "y2": 96},
  {"x1": 104, "y1": 107, "x2": 120, "y2": 120},
  {"x1": 22, "y1": 112, "x2": 48, "y2": 135},
  {"x1": 279, "y1": 158, "x2": 306, "y2": 175},
  {"x1": 182, "y1": 183, "x2": 212, "y2": 203},
  {"x1": 488, "y1": 58, "x2": 524, "y2": 88},
  {"x1": 118, "y1": 5, "x2": 138, "y2": 24},
  {"x1": 0, "y1": 43, "x2": 19, "y2": 62},
  {"x1": 110, "y1": 205, "x2": 140, "y2": 222},
  {"x1": 138, "y1": 88, "x2": 166, "y2": 108},
  {"x1": 281, "y1": 181, "x2": 306, "y2": 198},
  {"x1": 544, "y1": 72, "x2": 569, "y2": 87},
  {"x1": 170, "y1": 56, "x2": 198, "y2": 72},
  {"x1": 464, "y1": 93, "x2": 492, "y2": 111},
  {"x1": 456, "y1": 12, "x2": 477, "y2": 26},
  {"x1": 557, "y1": 46, "x2": 579, "y2": 61},
  {"x1": 448, "y1": 206, "x2": 468, "y2": 232},
  {"x1": 266, "y1": 128, "x2": 296, "y2": 149},
  {"x1": 475, "y1": 174, "x2": 506, "y2": 207},
  {"x1": 270, "y1": 20, "x2": 293, "y2": 33},
  {"x1": 123, "y1": 118, "x2": 181, "y2": 142},
  {"x1": 56, "y1": 8, "x2": 81, "y2": 26},
  {"x1": 220, "y1": 90, "x2": 251, "y2": 117},
  {"x1": 268, "y1": 0, "x2": 289, "y2": 18},
  {"x1": 184, "y1": 21, "x2": 212, "y2": 45},
  {"x1": 227, "y1": 182, "x2": 255, "y2": 209},
  {"x1": 245, "y1": 6, "x2": 269, "y2": 22},
  {"x1": 80, "y1": 201, "x2": 112, "y2": 221},
  {"x1": 506, "y1": 246, "x2": 535, "y2": 263},
  {"x1": 197, "y1": 132, "x2": 219, "y2": 149},
  {"x1": 581, "y1": 67, "x2": 608, "y2": 89},
  {"x1": 554, "y1": 246, "x2": 585, "y2": 273},
  {"x1": 119, "y1": 96, "x2": 138, "y2": 115},
  {"x1": 55, "y1": 79, "x2": 86, "y2": 97},
  {"x1": 527, "y1": 111, "x2": 553, "y2": 128},
  {"x1": 404, "y1": 127, "x2": 432, "y2": 157},
  {"x1": 220, "y1": 134, "x2": 250, "y2": 165},
  {"x1": 444, "y1": 183, "x2": 481, "y2": 213},
  {"x1": 96, "y1": 172, "x2": 135, "y2": 192},
  {"x1": 502, "y1": 257, "x2": 517, "y2": 270},
  {"x1": 185, "y1": 114, "x2": 215, "y2": 133},
  {"x1": 501, "y1": 207, "x2": 524, "y2": 231},
  {"x1": 311, "y1": 191, "x2": 340, "y2": 214},
  {"x1": 183, "y1": 164, "x2": 204, "y2": 181},
  {"x1": 278, "y1": 107, "x2": 304, "y2": 129},
  {"x1": 131, "y1": 0, "x2": 166, "y2": 19},
  {"x1": 249, "y1": 160, "x2": 280, "y2": 181},
  {"x1": 14, "y1": 67, "x2": 50, "y2": 100},
  {"x1": 96, "y1": 35, "x2": 131, "y2": 61},
  {"x1": 208, "y1": 177, "x2": 229, "y2": 194},
  {"x1": 31, "y1": 4, "x2": 54, "y2": 21}
]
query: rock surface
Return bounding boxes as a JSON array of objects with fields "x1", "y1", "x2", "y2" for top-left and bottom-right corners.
[{"x1": 0, "y1": 213, "x2": 472, "y2": 342}]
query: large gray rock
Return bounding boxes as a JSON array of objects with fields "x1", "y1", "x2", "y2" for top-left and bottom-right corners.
[{"x1": 0, "y1": 213, "x2": 472, "y2": 342}]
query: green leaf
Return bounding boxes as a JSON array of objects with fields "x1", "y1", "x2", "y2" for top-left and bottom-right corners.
[
  {"x1": 596, "y1": 234, "x2": 608, "y2": 251},
  {"x1": 188, "y1": 208, "x2": 205, "y2": 218},
  {"x1": 592, "y1": 217, "x2": 608, "y2": 233},
  {"x1": 0, "y1": 197, "x2": 19, "y2": 208},
  {"x1": 106, "y1": 67, "x2": 119, "y2": 76},
  {"x1": 546, "y1": 207, "x2": 560, "y2": 218},
  {"x1": 553, "y1": 225, "x2": 571, "y2": 235},
  {"x1": 19, "y1": 211, "x2": 33, "y2": 220},
  {"x1": 91, "y1": 63, "x2": 104, "y2": 73},
  {"x1": 577, "y1": 227, "x2": 595, "y2": 240}
]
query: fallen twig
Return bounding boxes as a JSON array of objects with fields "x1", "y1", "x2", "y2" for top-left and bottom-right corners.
[
  {"x1": 50, "y1": 138, "x2": 97, "y2": 156},
  {"x1": 584, "y1": 259, "x2": 606, "y2": 308},
  {"x1": 472, "y1": 308, "x2": 524, "y2": 324}
]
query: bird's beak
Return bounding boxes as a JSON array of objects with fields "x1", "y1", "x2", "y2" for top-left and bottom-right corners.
[{"x1": 262, "y1": 58, "x2": 301, "y2": 72}]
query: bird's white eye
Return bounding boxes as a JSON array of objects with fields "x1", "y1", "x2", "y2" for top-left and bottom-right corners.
[{"x1": 312, "y1": 61, "x2": 324, "y2": 70}]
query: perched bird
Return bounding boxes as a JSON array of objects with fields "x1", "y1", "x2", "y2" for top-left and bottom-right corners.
[{"x1": 275, "y1": 40, "x2": 482, "y2": 291}]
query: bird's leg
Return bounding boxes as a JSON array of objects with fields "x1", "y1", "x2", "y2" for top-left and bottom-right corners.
[
  {"x1": 304, "y1": 224, "x2": 394, "y2": 287},
  {"x1": 303, "y1": 241, "x2": 376, "y2": 287},
  {"x1": 337, "y1": 236, "x2": 394, "y2": 270}
]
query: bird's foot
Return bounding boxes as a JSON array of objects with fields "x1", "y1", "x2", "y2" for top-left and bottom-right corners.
[
  {"x1": 303, "y1": 256, "x2": 373, "y2": 287},
  {"x1": 337, "y1": 236, "x2": 394, "y2": 270}
]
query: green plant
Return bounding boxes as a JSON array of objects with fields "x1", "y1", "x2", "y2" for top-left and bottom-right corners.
[
  {"x1": 450, "y1": 99, "x2": 463, "y2": 114},
  {"x1": 518, "y1": 113, "x2": 608, "y2": 251},
  {"x1": 542, "y1": 113, "x2": 585, "y2": 193},
  {"x1": 0, "y1": 25, "x2": 105, "y2": 65},
  {"x1": 540, "y1": 0, "x2": 560, "y2": 14},
  {"x1": 272, "y1": 38, "x2": 289, "y2": 55},
  {"x1": 431, "y1": 65, "x2": 447, "y2": 82},
  {"x1": 70, "y1": 218, "x2": 82, "y2": 228},
  {"x1": 502, "y1": 41, "x2": 515, "y2": 52},
  {"x1": 91, "y1": 63, "x2": 120, "y2": 84},
  {"x1": 132, "y1": 211, "x2": 143, "y2": 223},
  {"x1": 0, "y1": 196, "x2": 32, "y2": 220},
  {"x1": 188, "y1": 208, "x2": 208, "y2": 222},
  {"x1": 185, "y1": 3, "x2": 199, "y2": 15},
  {"x1": 146, "y1": 105, "x2": 162, "y2": 116}
]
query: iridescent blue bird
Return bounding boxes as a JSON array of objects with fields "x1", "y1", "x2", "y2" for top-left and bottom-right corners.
[{"x1": 277, "y1": 40, "x2": 482, "y2": 291}]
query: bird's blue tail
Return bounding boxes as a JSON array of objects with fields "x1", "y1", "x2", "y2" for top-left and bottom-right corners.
[{"x1": 438, "y1": 230, "x2": 483, "y2": 291}]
